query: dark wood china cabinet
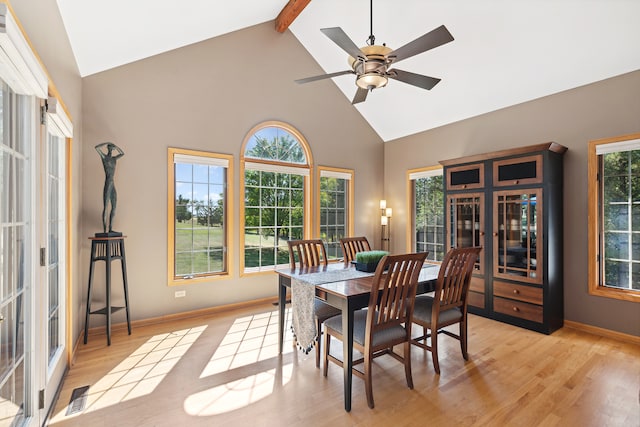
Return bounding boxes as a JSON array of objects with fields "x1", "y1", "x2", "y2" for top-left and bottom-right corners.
[{"x1": 440, "y1": 142, "x2": 567, "y2": 334}]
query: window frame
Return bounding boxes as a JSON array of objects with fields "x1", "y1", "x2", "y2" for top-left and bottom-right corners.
[
  {"x1": 407, "y1": 165, "x2": 445, "y2": 262},
  {"x1": 588, "y1": 132, "x2": 640, "y2": 303},
  {"x1": 317, "y1": 166, "x2": 354, "y2": 260},
  {"x1": 167, "y1": 147, "x2": 233, "y2": 286},
  {"x1": 240, "y1": 121, "x2": 313, "y2": 275}
]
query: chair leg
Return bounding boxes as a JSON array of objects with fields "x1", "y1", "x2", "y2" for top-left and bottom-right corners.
[
  {"x1": 364, "y1": 349, "x2": 374, "y2": 408},
  {"x1": 323, "y1": 327, "x2": 330, "y2": 377},
  {"x1": 404, "y1": 341, "x2": 414, "y2": 389},
  {"x1": 431, "y1": 328, "x2": 440, "y2": 375},
  {"x1": 460, "y1": 318, "x2": 468, "y2": 360},
  {"x1": 315, "y1": 318, "x2": 322, "y2": 368}
]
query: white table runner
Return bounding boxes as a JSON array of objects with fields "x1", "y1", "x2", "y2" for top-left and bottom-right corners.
[{"x1": 290, "y1": 267, "x2": 373, "y2": 353}]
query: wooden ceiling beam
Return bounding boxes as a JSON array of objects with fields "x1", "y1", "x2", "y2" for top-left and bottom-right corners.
[{"x1": 275, "y1": 0, "x2": 311, "y2": 33}]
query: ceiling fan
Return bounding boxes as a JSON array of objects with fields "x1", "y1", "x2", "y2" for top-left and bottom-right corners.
[{"x1": 295, "y1": 0, "x2": 454, "y2": 104}]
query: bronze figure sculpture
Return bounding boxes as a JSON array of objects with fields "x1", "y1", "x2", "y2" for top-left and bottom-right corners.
[{"x1": 95, "y1": 142, "x2": 124, "y2": 236}]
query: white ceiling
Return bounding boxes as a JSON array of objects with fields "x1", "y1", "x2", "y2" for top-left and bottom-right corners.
[{"x1": 56, "y1": 0, "x2": 640, "y2": 142}]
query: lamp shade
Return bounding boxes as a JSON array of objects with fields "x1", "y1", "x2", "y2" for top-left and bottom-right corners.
[
  {"x1": 381, "y1": 215, "x2": 388, "y2": 226},
  {"x1": 385, "y1": 208, "x2": 393, "y2": 218},
  {"x1": 379, "y1": 199, "x2": 386, "y2": 210},
  {"x1": 356, "y1": 73, "x2": 388, "y2": 90}
]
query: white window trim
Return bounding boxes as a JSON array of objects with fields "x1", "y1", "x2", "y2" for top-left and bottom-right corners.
[
  {"x1": 47, "y1": 97, "x2": 73, "y2": 138},
  {"x1": 320, "y1": 169, "x2": 352, "y2": 180},
  {"x1": 244, "y1": 160, "x2": 310, "y2": 176},
  {"x1": 174, "y1": 153, "x2": 229, "y2": 168},
  {"x1": 595, "y1": 138, "x2": 640, "y2": 155},
  {"x1": 0, "y1": 4, "x2": 47, "y2": 97}
]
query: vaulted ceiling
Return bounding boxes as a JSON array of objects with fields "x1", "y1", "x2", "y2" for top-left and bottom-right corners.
[{"x1": 55, "y1": 0, "x2": 640, "y2": 142}]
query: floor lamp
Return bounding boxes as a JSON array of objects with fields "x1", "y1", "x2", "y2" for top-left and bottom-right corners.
[{"x1": 380, "y1": 200, "x2": 392, "y2": 251}]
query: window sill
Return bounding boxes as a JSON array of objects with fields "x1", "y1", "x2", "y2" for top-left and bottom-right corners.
[
  {"x1": 169, "y1": 273, "x2": 230, "y2": 287},
  {"x1": 588, "y1": 284, "x2": 639, "y2": 303}
]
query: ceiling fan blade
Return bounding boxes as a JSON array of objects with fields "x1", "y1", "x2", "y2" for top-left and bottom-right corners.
[
  {"x1": 320, "y1": 27, "x2": 365, "y2": 61},
  {"x1": 352, "y1": 88, "x2": 368, "y2": 104},
  {"x1": 295, "y1": 70, "x2": 354, "y2": 84},
  {"x1": 388, "y1": 69, "x2": 441, "y2": 90},
  {"x1": 388, "y1": 25, "x2": 454, "y2": 64}
]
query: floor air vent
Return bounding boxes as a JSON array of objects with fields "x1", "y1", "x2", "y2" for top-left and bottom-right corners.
[{"x1": 66, "y1": 385, "x2": 90, "y2": 415}]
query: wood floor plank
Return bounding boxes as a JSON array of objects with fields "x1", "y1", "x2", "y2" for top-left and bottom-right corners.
[{"x1": 48, "y1": 303, "x2": 640, "y2": 427}]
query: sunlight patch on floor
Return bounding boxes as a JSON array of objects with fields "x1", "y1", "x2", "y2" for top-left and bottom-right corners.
[
  {"x1": 184, "y1": 365, "x2": 293, "y2": 416},
  {"x1": 185, "y1": 308, "x2": 295, "y2": 416},
  {"x1": 49, "y1": 325, "x2": 206, "y2": 423},
  {"x1": 200, "y1": 308, "x2": 293, "y2": 378}
]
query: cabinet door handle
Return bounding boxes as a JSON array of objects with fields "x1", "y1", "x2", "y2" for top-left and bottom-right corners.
[
  {"x1": 493, "y1": 232, "x2": 498, "y2": 237},
  {"x1": 479, "y1": 231, "x2": 485, "y2": 236},
  {"x1": 462, "y1": 184, "x2": 467, "y2": 189}
]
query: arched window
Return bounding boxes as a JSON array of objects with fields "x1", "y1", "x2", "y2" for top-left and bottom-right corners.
[{"x1": 241, "y1": 121, "x2": 312, "y2": 273}]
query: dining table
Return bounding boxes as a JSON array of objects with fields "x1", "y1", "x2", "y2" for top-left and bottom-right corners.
[{"x1": 276, "y1": 261, "x2": 440, "y2": 412}]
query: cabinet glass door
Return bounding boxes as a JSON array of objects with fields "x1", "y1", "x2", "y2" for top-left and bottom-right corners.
[
  {"x1": 494, "y1": 190, "x2": 542, "y2": 284},
  {"x1": 447, "y1": 193, "x2": 484, "y2": 274}
]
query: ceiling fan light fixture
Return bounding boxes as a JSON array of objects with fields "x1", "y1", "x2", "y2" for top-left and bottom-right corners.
[{"x1": 356, "y1": 72, "x2": 388, "y2": 90}]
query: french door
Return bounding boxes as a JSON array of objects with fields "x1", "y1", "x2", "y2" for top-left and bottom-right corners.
[
  {"x1": 0, "y1": 90, "x2": 70, "y2": 427},
  {"x1": 39, "y1": 113, "x2": 68, "y2": 420}
]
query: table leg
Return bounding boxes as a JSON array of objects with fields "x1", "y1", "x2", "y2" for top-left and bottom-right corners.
[
  {"x1": 342, "y1": 301, "x2": 354, "y2": 412},
  {"x1": 278, "y1": 276, "x2": 287, "y2": 354}
]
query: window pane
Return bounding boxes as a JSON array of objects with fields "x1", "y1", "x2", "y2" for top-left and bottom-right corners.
[
  {"x1": 172, "y1": 152, "x2": 228, "y2": 278},
  {"x1": 414, "y1": 174, "x2": 444, "y2": 262},
  {"x1": 319, "y1": 175, "x2": 349, "y2": 259},
  {"x1": 599, "y1": 148, "x2": 640, "y2": 291}
]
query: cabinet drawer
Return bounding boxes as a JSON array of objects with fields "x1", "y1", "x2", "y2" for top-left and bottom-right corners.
[
  {"x1": 493, "y1": 280, "x2": 542, "y2": 305},
  {"x1": 493, "y1": 297, "x2": 543, "y2": 323},
  {"x1": 493, "y1": 154, "x2": 543, "y2": 186},
  {"x1": 469, "y1": 276, "x2": 485, "y2": 293},
  {"x1": 446, "y1": 163, "x2": 484, "y2": 190},
  {"x1": 468, "y1": 291, "x2": 485, "y2": 309}
]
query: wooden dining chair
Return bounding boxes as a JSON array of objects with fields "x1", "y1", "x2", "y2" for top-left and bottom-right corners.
[
  {"x1": 411, "y1": 246, "x2": 482, "y2": 374},
  {"x1": 287, "y1": 239, "x2": 341, "y2": 368},
  {"x1": 339, "y1": 236, "x2": 372, "y2": 263},
  {"x1": 323, "y1": 252, "x2": 427, "y2": 409}
]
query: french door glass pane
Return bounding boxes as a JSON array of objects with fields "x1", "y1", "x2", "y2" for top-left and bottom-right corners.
[
  {"x1": 0, "y1": 82, "x2": 33, "y2": 427},
  {"x1": 47, "y1": 132, "x2": 65, "y2": 365}
]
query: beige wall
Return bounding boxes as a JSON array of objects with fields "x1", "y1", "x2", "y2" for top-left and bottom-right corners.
[
  {"x1": 12, "y1": 1, "x2": 84, "y2": 341},
  {"x1": 13, "y1": 1, "x2": 639, "y2": 340},
  {"x1": 384, "y1": 70, "x2": 640, "y2": 336},
  {"x1": 81, "y1": 22, "x2": 384, "y2": 321}
]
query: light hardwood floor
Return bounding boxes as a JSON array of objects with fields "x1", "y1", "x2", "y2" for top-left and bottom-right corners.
[{"x1": 48, "y1": 302, "x2": 640, "y2": 427}]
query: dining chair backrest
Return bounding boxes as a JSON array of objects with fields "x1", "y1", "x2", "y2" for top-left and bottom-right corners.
[
  {"x1": 366, "y1": 252, "x2": 427, "y2": 333},
  {"x1": 339, "y1": 236, "x2": 372, "y2": 263},
  {"x1": 287, "y1": 239, "x2": 328, "y2": 269},
  {"x1": 433, "y1": 246, "x2": 482, "y2": 313}
]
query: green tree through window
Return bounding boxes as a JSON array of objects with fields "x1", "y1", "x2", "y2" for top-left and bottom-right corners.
[
  {"x1": 413, "y1": 171, "x2": 444, "y2": 262},
  {"x1": 601, "y1": 149, "x2": 640, "y2": 290},
  {"x1": 243, "y1": 123, "x2": 310, "y2": 272}
]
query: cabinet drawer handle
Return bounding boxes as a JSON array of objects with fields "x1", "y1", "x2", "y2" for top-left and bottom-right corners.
[
  {"x1": 513, "y1": 289, "x2": 520, "y2": 295},
  {"x1": 514, "y1": 180, "x2": 519, "y2": 184},
  {"x1": 462, "y1": 184, "x2": 467, "y2": 189},
  {"x1": 512, "y1": 306, "x2": 520, "y2": 312},
  {"x1": 493, "y1": 232, "x2": 498, "y2": 237},
  {"x1": 479, "y1": 231, "x2": 485, "y2": 236}
]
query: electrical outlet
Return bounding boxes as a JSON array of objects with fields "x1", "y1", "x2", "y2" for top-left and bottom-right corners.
[{"x1": 174, "y1": 290, "x2": 186, "y2": 298}]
